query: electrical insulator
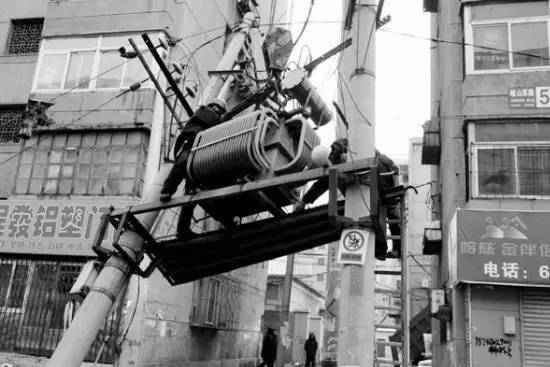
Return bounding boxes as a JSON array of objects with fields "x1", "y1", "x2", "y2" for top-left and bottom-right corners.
[{"x1": 281, "y1": 68, "x2": 332, "y2": 126}]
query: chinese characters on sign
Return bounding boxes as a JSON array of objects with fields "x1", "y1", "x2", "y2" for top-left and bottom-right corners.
[
  {"x1": 456, "y1": 209, "x2": 550, "y2": 285},
  {"x1": 337, "y1": 229, "x2": 369, "y2": 265},
  {"x1": 509, "y1": 86, "x2": 550, "y2": 108},
  {"x1": 0, "y1": 200, "x2": 134, "y2": 256}
]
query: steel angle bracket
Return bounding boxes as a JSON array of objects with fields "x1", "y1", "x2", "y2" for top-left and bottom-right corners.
[
  {"x1": 110, "y1": 208, "x2": 160, "y2": 278},
  {"x1": 92, "y1": 207, "x2": 114, "y2": 263},
  {"x1": 327, "y1": 167, "x2": 374, "y2": 229}
]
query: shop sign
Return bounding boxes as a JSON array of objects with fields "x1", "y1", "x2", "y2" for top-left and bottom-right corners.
[
  {"x1": 0, "y1": 199, "x2": 135, "y2": 257},
  {"x1": 509, "y1": 86, "x2": 550, "y2": 108},
  {"x1": 456, "y1": 209, "x2": 550, "y2": 285}
]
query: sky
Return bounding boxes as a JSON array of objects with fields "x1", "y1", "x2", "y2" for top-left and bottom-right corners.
[{"x1": 287, "y1": 0, "x2": 431, "y2": 163}]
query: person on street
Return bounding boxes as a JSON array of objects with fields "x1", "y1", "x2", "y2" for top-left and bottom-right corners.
[
  {"x1": 304, "y1": 332, "x2": 318, "y2": 367},
  {"x1": 260, "y1": 327, "x2": 277, "y2": 367}
]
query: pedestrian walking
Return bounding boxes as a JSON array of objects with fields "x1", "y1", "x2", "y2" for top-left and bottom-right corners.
[
  {"x1": 304, "y1": 332, "x2": 318, "y2": 367},
  {"x1": 259, "y1": 327, "x2": 277, "y2": 367}
]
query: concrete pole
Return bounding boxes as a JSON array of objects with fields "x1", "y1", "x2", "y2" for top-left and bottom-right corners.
[
  {"x1": 47, "y1": 13, "x2": 260, "y2": 367},
  {"x1": 202, "y1": 12, "x2": 256, "y2": 105},
  {"x1": 336, "y1": 1, "x2": 376, "y2": 366},
  {"x1": 47, "y1": 166, "x2": 170, "y2": 367},
  {"x1": 277, "y1": 253, "x2": 295, "y2": 367}
]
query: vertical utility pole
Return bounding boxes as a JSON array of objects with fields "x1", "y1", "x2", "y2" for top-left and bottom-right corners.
[
  {"x1": 278, "y1": 254, "x2": 295, "y2": 367},
  {"x1": 337, "y1": 0, "x2": 377, "y2": 366}
]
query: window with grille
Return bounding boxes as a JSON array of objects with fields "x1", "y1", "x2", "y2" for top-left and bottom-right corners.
[
  {"x1": 15, "y1": 130, "x2": 148, "y2": 196},
  {"x1": 8, "y1": 19, "x2": 43, "y2": 55},
  {"x1": 190, "y1": 276, "x2": 242, "y2": 329},
  {"x1": 469, "y1": 121, "x2": 550, "y2": 199},
  {"x1": 0, "y1": 257, "x2": 121, "y2": 362},
  {"x1": 0, "y1": 107, "x2": 25, "y2": 144}
]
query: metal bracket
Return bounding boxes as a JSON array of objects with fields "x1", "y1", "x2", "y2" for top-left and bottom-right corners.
[
  {"x1": 110, "y1": 209, "x2": 160, "y2": 278},
  {"x1": 327, "y1": 167, "x2": 374, "y2": 229},
  {"x1": 92, "y1": 208, "x2": 114, "y2": 263}
]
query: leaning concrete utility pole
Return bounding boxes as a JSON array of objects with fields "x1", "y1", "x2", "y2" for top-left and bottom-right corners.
[
  {"x1": 336, "y1": 0, "x2": 377, "y2": 366},
  {"x1": 46, "y1": 13, "x2": 257, "y2": 367}
]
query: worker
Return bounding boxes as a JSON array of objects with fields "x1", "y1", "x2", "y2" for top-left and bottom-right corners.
[
  {"x1": 160, "y1": 98, "x2": 228, "y2": 239},
  {"x1": 296, "y1": 138, "x2": 349, "y2": 207},
  {"x1": 376, "y1": 149, "x2": 402, "y2": 258},
  {"x1": 296, "y1": 139, "x2": 401, "y2": 259}
]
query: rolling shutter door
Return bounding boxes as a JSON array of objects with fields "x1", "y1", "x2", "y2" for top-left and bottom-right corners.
[{"x1": 521, "y1": 288, "x2": 550, "y2": 367}]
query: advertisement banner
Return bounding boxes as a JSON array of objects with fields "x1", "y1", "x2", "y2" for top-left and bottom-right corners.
[
  {"x1": 457, "y1": 209, "x2": 550, "y2": 285},
  {"x1": 0, "y1": 199, "x2": 136, "y2": 257}
]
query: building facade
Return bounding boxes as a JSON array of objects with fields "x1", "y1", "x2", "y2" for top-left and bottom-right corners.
[
  {"x1": 425, "y1": 1, "x2": 550, "y2": 366},
  {"x1": 0, "y1": 1, "x2": 288, "y2": 366}
]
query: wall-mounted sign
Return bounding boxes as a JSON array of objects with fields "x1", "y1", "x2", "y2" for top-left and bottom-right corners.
[
  {"x1": 0, "y1": 199, "x2": 136, "y2": 257},
  {"x1": 454, "y1": 209, "x2": 550, "y2": 286},
  {"x1": 337, "y1": 228, "x2": 369, "y2": 265},
  {"x1": 509, "y1": 87, "x2": 550, "y2": 108}
]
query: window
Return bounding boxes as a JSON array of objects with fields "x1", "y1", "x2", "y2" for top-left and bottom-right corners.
[
  {"x1": 266, "y1": 283, "x2": 279, "y2": 299},
  {"x1": 0, "y1": 106, "x2": 25, "y2": 143},
  {"x1": 0, "y1": 262, "x2": 30, "y2": 310},
  {"x1": 15, "y1": 131, "x2": 148, "y2": 195},
  {"x1": 8, "y1": 18, "x2": 43, "y2": 55},
  {"x1": 470, "y1": 122, "x2": 550, "y2": 198},
  {"x1": 205, "y1": 278, "x2": 220, "y2": 324},
  {"x1": 0, "y1": 258, "x2": 120, "y2": 363},
  {"x1": 190, "y1": 276, "x2": 242, "y2": 329},
  {"x1": 34, "y1": 33, "x2": 159, "y2": 91},
  {"x1": 316, "y1": 273, "x2": 325, "y2": 281},
  {"x1": 317, "y1": 257, "x2": 326, "y2": 266},
  {"x1": 376, "y1": 339, "x2": 386, "y2": 358},
  {"x1": 466, "y1": 2, "x2": 550, "y2": 73}
]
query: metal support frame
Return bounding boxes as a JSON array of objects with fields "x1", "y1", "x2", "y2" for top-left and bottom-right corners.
[
  {"x1": 128, "y1": 38, "x2": 185, "y2": 127},
  {"x1": 142, "y1": 33, "x2": 194, "y2": 117},
  {"x1": 100, "y1": 159, "x2": 375, "y2": 284}
]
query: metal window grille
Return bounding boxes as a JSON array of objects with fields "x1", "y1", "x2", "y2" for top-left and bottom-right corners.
[
  {"x1": 15, "y1": 131, "x2": 148, "y2": 196},
  {"x1": 471, "y1": 144, "x2": 550, "y2": 198},
  {"x1": 0, "y1": 257, "x2": 122, "y2": 363},
  {"x1": 0, "y1": 107, "x2": 25, "y2": 143},
  {"x1": 8, "y1": 19, "x2": 43, "y2": 55},
  {"x1": 190, "y1": 275, "x2": 242, "y2": 330}
]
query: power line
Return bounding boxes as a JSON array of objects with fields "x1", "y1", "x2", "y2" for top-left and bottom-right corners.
[
  {"x1": 408, "y1": 252, "x2": 431, "y2": 276},
  {"x1": 117, "y1": 276, "x2": 140, "y2": 350},
  {"x1": 339, "y1": 73, "x2": 373, "y2": 126},
  {"x1": 359, "y1": 9, "x2": 377, "y2": 68},
  {"x1": 293, "y1": 0, "x2": 315, "y2": 47},
  {"x1": 380, "y1": 27, "x2": 550, "y2": 63},
  {"x1": 0, "y1": 29, "x2": 228, "y2": 168},
  {"x1": 0, "y1": 82, "x2": 140, "y2": 166}
]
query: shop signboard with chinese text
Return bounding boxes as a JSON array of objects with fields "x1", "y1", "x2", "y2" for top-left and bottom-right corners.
[
  {"x1": 0, "y1": 199, "x2": 136, "y2": 257},
  {"x1": 456, "y1": 209, "x2": 550, "y2": 285}
]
